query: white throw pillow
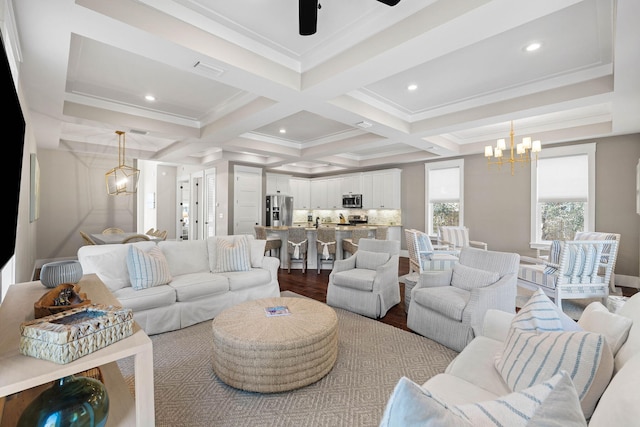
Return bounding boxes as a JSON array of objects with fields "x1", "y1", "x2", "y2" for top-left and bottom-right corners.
[
  {"x1": 379, "y1": 372, "x2": 587, "y2": 427},
  {"x1": 494, "y1": 327, "x2": 613, "y2": 419},
  {"x1": 248, "y1": 235, "x2": 266, "y2": 267},
  {"x1": 126, "y1": 245, "x2": 172, "y2": 290},
  {"x1": 513, "y1": 288, "x2": 581, "y2": 332},
  {"x1": 578, "y1": 301, "x2": 633, "y2": 356},
  {"x1": 355, "y1": 250, "x2": 390, "y2": 270},
  {"x1": 450, "y1": 263, "x2": 499, "y2": 291},
  {"x1": 213, "y1": 235, "x2": 251, "y2": 273}
]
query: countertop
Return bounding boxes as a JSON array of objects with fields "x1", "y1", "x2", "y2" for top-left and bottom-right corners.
[{"x1": 268, "y1": 224, "x2": 401, "y2": 231}]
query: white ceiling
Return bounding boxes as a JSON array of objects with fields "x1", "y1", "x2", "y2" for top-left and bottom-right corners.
[{"x1": 10, "y1": 0, "x2": 640, "y2": 176}]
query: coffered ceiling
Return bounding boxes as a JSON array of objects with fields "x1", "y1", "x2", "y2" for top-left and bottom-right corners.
[{"x1": 10, "y1": 0, "x2": 640, "y2": 176}]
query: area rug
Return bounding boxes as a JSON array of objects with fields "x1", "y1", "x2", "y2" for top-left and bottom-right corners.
[{"x1": 117, "y1": 293, "x2": 458, "y2": 427}]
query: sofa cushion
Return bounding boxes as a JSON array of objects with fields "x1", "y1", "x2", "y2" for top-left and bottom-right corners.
[
  {"x1": 158, "y1": 240, "x2": 209, "y2": 276},
  {"x1": 412, "y1": 286, "x2": 469, "y2": 321},
  {"x1": 451, "y1": 263, "x2": 499, "y2": 291},
  {"x1": 355, "y1": 250, "x2": 390, "y2": 270},
  {"x1": 495, "y1": 327, "x2": 613, "y2": 419},
  {"x1": 219, "y1": 268, "x2": 272, "y2": 291},
  {"x1": 169, "y1": 272, "x2": 229, "y2": 302},
  {"x1": 380, "y1": 372, "x2": 586, "y2": 427},
  {"x1": 126, "y1": 245, "x2": 172, "y2": 290},
  {"x1": 213, "y1": 235, "x2": 251, "y2": 273},
  {"x1": 578, "y1": 301, "x2": 633, "y2": 356},
  {"x1": 112, "y1": 284, "x2": 177, "y2": 312}
]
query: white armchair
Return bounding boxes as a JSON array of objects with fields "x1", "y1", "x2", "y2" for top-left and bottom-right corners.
[
  {"x1": 437, "y1": 226, "x2": 488, "y2": 253},
  {"x1": 326, "y1": 238, "x2": 401, "y2": 319},
  {"x1": 405, "y1": 229, "x2": 458, "y2": 274},
  {"x1": 518, "y1": 232, "x2": 620, "y2": 311},
  {"x1": 407, "y1": 246, "x2": 520, "y2": 352}
]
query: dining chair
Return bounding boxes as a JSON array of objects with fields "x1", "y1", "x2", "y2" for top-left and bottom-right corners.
[
  {"x1": 145, "y1": 228, "x2": 156, "y2": 235},
  {"x1": 79, "y1": 231, "x2": 97, "y2": 245},
  {"x1": 437, "y1": 226, "x2": 488, "y2": 254},
  {"x1": 102, "y1": 227, "x2": 125, "y2": 234},
  {"x1": 122, "y1": 234, "x2": 151, "y2": 244}
]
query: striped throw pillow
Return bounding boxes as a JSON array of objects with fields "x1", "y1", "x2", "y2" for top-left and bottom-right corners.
[
  {"x1": 495, "y1": 327, "x2": 613, "y2": 419},
  {"x1": 544, "y1": 240, "x2": 564, "y2": 274},
  {"x1": 379, "y1": 373, "x2": 587, "y2": 427},
  {"x1": 213, "y1": 235, "x2": 251, "y2": 273},
  {"x1": 126, "y1": 245, "x2": 172, "y2": 290}
]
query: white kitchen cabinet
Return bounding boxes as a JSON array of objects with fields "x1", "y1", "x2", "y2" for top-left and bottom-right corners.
[
  {"x1": 310, "y1": 180, "x2": 328, "y2": 209},
  {"x1": 326, "y1": 178, "x2": 342, "y2": 209},
  {"x1": 266, "y1": 173, "x2": 291, "y2": 195},
  {"x1": 341, "y1": 173, "x2": 362, "y2": 195},
  {"x1": 290, "y1": 178, "x2": 311, "y2": 209},
  {"x1": 362, "y1": 169, "x2": 401, "y2": 209}
]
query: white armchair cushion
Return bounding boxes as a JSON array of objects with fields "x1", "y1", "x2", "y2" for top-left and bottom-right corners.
[
  {"x1": 379, "y1": 372, "x2": 586, "y2": 427},
  {"x1": 578, "y1": 301, "x2": 633, "y2": 356},
  {"x1": 451, "y1": 263, "x2": 499, "y2": 291},
  {"x1": 355, "y1": 250, "x2": 390, "y2": 270}
]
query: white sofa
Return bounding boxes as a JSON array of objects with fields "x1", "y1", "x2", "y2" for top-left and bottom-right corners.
[
  {"x1": 78, "y1": 235, "x2": 280, "y2": 335},
  {"x1": 380, "y1": 289, "x2": 640, "y2": 426}
]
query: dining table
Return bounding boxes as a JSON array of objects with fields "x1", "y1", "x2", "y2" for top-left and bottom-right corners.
[{"x1": 90, "y1": 232, "x2": 164, "y2": 245}]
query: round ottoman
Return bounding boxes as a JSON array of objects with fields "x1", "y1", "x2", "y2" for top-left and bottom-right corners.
[{"x1": 211, "y1": 296, "x2": 338, "y2": 393}]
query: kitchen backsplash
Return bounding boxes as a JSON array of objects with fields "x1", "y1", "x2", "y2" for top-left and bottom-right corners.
[{"x1": 293, "y1": 209, "x2": 401, "y2": 225}]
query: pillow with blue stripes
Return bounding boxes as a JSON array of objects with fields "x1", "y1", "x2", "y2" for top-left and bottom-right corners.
[
  {"x1": 126, "y1": 245, "x2": 172, "y2": 290},
  {"x1": 379, "y1": 372, "x2": 586, "y2": 427},
  {"x1": 213, "y1": 235, "x2": 251, "y2": 273}
]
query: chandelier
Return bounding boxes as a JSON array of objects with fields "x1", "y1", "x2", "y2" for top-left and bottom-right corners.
[
  {"x1": 484, "y1": 121, "x2": 541, "y2": 175},
  {"x1": 105, "y1": 130, "x2": 140, "y2": 195}
]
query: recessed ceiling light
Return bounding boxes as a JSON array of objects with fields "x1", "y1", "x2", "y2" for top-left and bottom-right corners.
[
  {"x1": 145, "y1": 94, "x2": 156, "y2": 101},
  {"x1": 279, "y1": 128, "x2": 286, "y2": 134},
  {"x1": 407, "y1": 84, "x2": 418, "y2": 91},
  {"x1": 525, "y1": 42, "x2": 541, "y2": 52}
]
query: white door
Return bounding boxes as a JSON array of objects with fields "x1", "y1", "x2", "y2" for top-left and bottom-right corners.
[
  {"x1": 234, "y1": 165, "x2": 262, "y2": 235},
  {"x1": 204, "y1": 168, "x2": 216, "y2": 237}
]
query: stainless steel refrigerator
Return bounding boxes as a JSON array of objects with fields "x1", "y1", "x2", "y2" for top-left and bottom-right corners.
[{"x1": 265, "y1": 195, "x2": 293, "y2": 227}]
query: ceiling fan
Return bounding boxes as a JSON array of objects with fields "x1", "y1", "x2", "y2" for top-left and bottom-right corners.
[{"x1": 299, "y1": 0, "x2": 402, "y2": 36}]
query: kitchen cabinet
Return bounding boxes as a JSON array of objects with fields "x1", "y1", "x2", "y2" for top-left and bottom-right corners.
[
  {"x1": 310, "y1": 180, "x2": 328, "y2": 209},
  {"x1": 326, "y1": 178, "x2": 342, "y2": 209},
  {"x1": 266, "y1": 173, "x2": 291, "y2": 195},
  {"x1": 290, "y1": 178, "x2": 311, "y2": 209},
  {"x1": 362, "y1": 169, "x2": 401, "y2": 209},
  {"x1": 341, "y1": 173, "x2": 362, "y2": 195}
]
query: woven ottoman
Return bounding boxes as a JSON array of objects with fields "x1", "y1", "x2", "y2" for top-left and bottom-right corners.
[{"x1": 211, "y1": 296, "x2": 338, "y2": 393}]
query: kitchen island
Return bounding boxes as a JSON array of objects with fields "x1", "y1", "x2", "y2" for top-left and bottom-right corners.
[{"x1": 265, "y1": 225, "x2": 401, "y2": 271}]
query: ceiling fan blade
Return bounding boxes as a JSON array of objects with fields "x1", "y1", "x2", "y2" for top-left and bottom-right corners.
[
  {"x1": 377, "y1": 0, "x2": 401, "y2": 5},
  {"x1": 299, "y1": 0, "x2": 318, "y2": 36}
]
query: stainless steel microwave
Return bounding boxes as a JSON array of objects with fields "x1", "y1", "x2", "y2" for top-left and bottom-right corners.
[{"x1": 342, "y1": 194, "x2": 362, "y2": 208}]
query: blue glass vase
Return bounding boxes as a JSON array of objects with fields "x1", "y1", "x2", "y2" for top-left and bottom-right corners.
[{"x1": 17, "y1": 374, "x2": 109, "y2": 427}]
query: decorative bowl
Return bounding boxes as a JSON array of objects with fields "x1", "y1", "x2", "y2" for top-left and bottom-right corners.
[{"x1": 39, "y1": 260, "x2": 83, "y2": 288}]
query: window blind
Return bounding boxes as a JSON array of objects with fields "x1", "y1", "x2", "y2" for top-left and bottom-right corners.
[
  {"x1": 429, "y1": 167, "x2": 460, "y2": 203},
  {"x1": 537, "y1": 154, "x2": 588, "y2": 202}
]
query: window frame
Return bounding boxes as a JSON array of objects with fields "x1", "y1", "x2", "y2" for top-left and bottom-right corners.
[
  {"x1": 425, "y1": 159, "x2": 464, "y2": 236},
  {"x1": 529, "y1": 143, "x2": 596, "y2": 247}
]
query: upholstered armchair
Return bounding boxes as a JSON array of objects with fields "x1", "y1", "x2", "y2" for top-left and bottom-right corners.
[
  {"x1": 327, "y1": 238, "x2": 401, "y2": 319},
  {"x1": 405, "y1": 229, "x2": 458, "y2": 275},
  {"x1": 407, "y1": 246, "x2": 520, "y2": 352},
  {"x1": 437, "y1": 226, "x2": 488, "y2": 253},
  {"x1": 518, "y1": 232, "x2": 620, "y2": 310}
]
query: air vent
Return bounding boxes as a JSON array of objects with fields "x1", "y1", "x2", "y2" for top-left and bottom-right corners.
[
  {"x1": 193, "y1": 61, "x2": 225, "y2": 77},
  {"x1": 129, "y1": 129, "x2": 148, "y2": 135}
]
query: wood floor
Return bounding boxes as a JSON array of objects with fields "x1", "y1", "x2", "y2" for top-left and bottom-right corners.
[{"x1": 278, "y1": 257, "x2": 413, "y2": 332}]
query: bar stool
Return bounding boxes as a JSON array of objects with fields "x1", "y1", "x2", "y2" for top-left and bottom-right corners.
[
  {"x1": 375, "y1": 226, "x2": 388, "y2": 240},
  {"x1": 286, "y1": 227, "x2": 308, "y2": 273},
  {"x1": 342, "y1": 228, "x2": 369, "y2": 258},
  {"x1": 254, "y1": 225, "x2": 282, "y2": 257},
  {"x1": 316, "y1": 227, "x2": 336, "y2": 274}
]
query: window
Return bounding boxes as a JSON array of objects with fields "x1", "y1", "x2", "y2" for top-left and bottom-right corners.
[
  {"x1": 530, "y1": 143, "x2": 595, "y2": 245},
  {"x1": 425, "y1": 159, "x2": 464, "y2": 235}
]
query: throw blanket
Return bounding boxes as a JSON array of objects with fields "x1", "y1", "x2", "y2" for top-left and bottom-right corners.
[
  {"x1": 288, "y1": 239, "x2": 307, "y2": 259},
  {"x1": 318, "y1": 239, "x2": 336, "y2": 259}
]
